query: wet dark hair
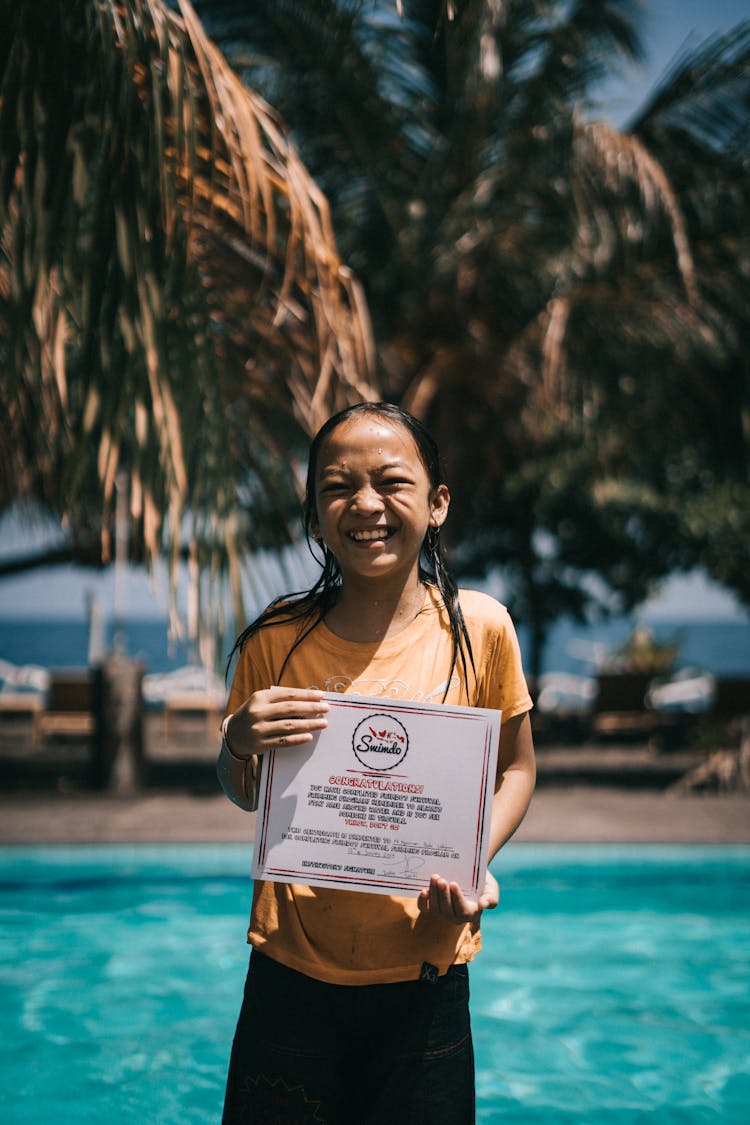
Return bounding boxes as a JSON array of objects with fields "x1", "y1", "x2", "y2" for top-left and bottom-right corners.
[{"x1": 229, "y1": 402, "x2": 474, "y2": 697}]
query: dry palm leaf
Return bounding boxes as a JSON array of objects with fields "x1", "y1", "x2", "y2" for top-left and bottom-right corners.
[{"x1": 0, "y1": 0, "x2": 378, "y2": 648}]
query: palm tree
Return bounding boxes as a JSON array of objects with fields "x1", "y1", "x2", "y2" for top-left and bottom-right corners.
[
  {"x1": 452, "y1": 18, "x2": 750, "y2": 672},
  {"x1": 4, "y1": 1, "x2": 748, "y2": 677},
  {"x1": 0, "y1": 0, "x2": 379, "y2": 647},
  {"x1": 199, "y1": 0, "x2": 750, "y2": 675}
]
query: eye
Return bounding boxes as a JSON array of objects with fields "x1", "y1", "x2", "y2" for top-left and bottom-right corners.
[{"x1": 379, "y1": 476, "x2": 412, "y2": 489}]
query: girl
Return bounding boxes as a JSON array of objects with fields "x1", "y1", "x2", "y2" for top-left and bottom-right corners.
[{"x1": 218, "y1": 402, "x2": 535, "y2": 1124}]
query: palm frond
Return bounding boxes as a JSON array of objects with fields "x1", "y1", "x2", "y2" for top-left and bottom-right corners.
[
  {"x1": 0, "y1": 0, "x2": 378, "y2": 644},
  {"x1": 503, "y1": 0, "x2": 643, "y2": 126},
  {"x1": 628, "y1": 20, "x2": 750, "y2": 156}
]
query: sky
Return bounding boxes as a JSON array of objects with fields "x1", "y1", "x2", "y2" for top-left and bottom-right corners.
[
  {"x1": 1, "y1": 0, "x2": 748, "y2": 625},
  {"x1": 593, "y1": 0, "x2": 749, "y2": 125}
]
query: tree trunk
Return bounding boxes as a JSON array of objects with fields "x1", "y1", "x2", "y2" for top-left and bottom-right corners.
[
  {"x1": 93, "y1": 655, "x2": 144, "y2": 793},
  {"x1": 526, "y1": 598, "x2": 547, "y2": 688}
]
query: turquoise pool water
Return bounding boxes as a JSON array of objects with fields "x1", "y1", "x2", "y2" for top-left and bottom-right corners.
[{"x1": 1, "y1": 844, "x2": 748, "y2": 1123}]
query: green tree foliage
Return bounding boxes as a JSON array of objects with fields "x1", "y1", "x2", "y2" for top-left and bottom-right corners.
[
  {"x1": 3, "y1": 1, "x2": 747, "y2": 673},
  {"x1": 200, "y1": 0, "x2": 750, "y2": 673}
]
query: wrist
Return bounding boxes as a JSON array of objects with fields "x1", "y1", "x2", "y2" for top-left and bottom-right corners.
[
  {"x1": 221, "y1": 716, "x2": 256, "y2": 805},
  {"x1": 221, "y1": 715, "x2": 251, "y2": 762}
]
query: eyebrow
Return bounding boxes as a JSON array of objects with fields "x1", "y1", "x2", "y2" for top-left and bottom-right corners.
[{"x1": 318, "y1": 461, "x2": 408, "y2": 478}]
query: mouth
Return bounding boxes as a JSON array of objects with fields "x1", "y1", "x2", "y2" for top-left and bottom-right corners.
[{"x1": 347, "y1": 527, "x2": 395, "y2": 543}]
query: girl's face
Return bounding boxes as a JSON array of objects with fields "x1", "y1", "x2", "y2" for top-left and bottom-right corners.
[{"x1": 312, "y1": 415, "x2": 449, "y2": 587}]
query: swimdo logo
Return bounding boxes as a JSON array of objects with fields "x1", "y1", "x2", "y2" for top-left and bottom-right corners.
[{"x1": 352, "y1": 713, "x2": 409, "y2": 771}]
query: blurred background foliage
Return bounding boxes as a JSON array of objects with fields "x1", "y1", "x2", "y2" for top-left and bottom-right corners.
[
  {"x1": 196, "y1": 0, "x2": 750, "y2": 672},
  {"x1": 1, "y1": 0, "x2": 748, "y2": 672}
]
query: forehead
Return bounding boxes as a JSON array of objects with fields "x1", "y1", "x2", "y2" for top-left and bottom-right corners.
[{"x1": 316, "y1": 416, "x2": 424, "y2": 471}]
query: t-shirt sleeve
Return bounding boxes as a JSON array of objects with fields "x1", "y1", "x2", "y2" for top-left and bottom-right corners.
[
  {"x1": 476, "y1": 604, "x2": 533, "y2": 720},
  {"x1": 226, "y1": 637, "x2": 272, "y2": 716}
]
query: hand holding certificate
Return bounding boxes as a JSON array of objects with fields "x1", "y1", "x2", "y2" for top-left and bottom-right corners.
[{"x1": 252, "y1": 692, "x2": 501, "y2": 898}]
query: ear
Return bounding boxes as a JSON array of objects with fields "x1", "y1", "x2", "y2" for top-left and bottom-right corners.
[
  {"x1": 309, "y1": 512, "x2": 323, "y2": 543},
  {"x1": 429, "y1": 484, "x2": 450, "y2": 529}
]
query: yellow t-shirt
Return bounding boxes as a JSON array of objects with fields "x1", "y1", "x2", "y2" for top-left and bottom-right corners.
[{"x1": 227, "y1": 585, "x2": 532, "y2": 985}]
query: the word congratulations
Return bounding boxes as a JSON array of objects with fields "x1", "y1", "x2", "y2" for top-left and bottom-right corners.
[{"x1": 328, "y1": 775, "x2": 424, "y2": 794}]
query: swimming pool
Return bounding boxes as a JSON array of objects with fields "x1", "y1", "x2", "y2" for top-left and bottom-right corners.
[{"x1": 1, "y1": 844, "x2": 748, "y2": 1123}]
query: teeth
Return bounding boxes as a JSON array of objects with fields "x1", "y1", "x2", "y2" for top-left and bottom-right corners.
[{"x1": 350, "y1": 528, "x2": 391, "y2": 541}]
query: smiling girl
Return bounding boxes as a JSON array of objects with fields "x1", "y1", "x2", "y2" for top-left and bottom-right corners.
[{"x1": 218, "y1": 402, "x2": 535, "y2": 1124}]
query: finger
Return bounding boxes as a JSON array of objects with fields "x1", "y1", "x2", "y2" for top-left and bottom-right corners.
[
  {"x1": 270, "y1": 724, "x2": 325, "y2": 749},
  {"x1": 263, "y1": 704, "x2": 330, "y2": 730},
  {"x1": 449, "y1": 882, "x2": 470, "y2": 917},
  {"x1": 266, "y1": 700, "x2": 330, "y2": 719},
  {"x1": 428, "y1": 876, "x2": 452, "y2": 916},
  {"x1": 267, "y1": 687, "x2": 329, "y2": 706},
  {"x1": 253, "y1": 711, "x2": 328, "y2": 747},
  {"x1": 480, "y1": 874, "x2": 500, "y2": 911},
  {"x1": 275, "y1": 716, "x2": 325, "y2": 735},
  {"x1": 249, "y1": 689, "x2": 328, "y2": 720},
  {"x1": 448, "y1": 883, "x2": 482, "y2": 922},
  {"x1": 280, "y1": 713, "x2": 329, "y2": 732}
]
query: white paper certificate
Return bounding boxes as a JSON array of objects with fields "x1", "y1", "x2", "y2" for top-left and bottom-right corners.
[{"x1": 252, "y1": 693, "x2": 501, "y2": 898}]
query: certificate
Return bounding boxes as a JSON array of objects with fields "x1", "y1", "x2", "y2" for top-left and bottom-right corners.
[{"x1": 252, "y1": 693, "x2": 501, "y2": 898}]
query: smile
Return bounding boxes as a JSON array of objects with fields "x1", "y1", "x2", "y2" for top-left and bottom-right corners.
[{"x1": 348, "y1": 528, "x2": 395, "y2": 542}]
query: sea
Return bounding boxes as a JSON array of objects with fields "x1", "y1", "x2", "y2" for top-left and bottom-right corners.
[{"x1": 1, "y1": 614, "x2": 748, "y2": 680}]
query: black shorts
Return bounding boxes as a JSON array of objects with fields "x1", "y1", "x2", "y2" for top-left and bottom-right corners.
[{"x1": 222, "y1": 950, "x2": 475, "y2": 1125}]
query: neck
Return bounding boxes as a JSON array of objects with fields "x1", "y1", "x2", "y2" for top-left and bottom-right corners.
[{"x1": 326, "y1": 574, "x2": 427, "y2": 643}]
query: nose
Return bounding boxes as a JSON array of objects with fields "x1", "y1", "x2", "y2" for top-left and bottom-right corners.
[{"x1": 350, "y1": 483, "x2": 384, "y2": 514}]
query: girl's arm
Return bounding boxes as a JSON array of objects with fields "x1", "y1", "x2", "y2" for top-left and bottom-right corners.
[
  {"x1": 486, "y1": 710, "x2": 537, "y2": 856},
  {"x1": 417, "y1": 710, "x2": 536, "y2": 923},
  {"x1": 217, "y1": 686, "x2": 329, "y2": 811}
]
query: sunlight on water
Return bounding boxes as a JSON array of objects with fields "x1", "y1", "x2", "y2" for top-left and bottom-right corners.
[
  {"x1": 474, "y1": 846, "x2": 750, "y2": 1123},
  {"x1": 1, "y1": 844, "x2": 748, "y2": 1124}
]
